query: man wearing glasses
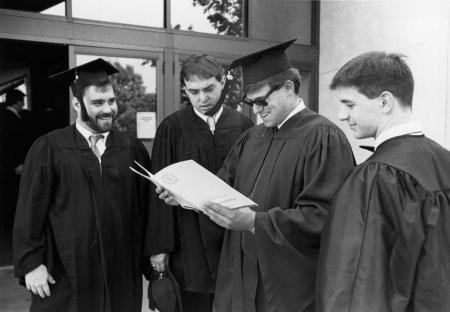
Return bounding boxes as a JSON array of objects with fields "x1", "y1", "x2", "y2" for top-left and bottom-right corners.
[
  {"x1": 202, "y1": 40, "x2": 355, "y2": 311},
  {"x1": 158, "y1": 40, "x2": 355, "y2": 311}
]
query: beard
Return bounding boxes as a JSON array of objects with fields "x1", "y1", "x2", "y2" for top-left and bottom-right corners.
[
  {"x1": 79, "y1": 100, "x2": 116, "y2": 133},
  {"x1": 84, "y1": 111, "x2": 116, "y2": 133}
]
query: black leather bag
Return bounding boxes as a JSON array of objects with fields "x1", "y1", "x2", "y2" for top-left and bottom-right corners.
[{"x1": 148, "y1": 266, "x2": 182, "y2": 312}]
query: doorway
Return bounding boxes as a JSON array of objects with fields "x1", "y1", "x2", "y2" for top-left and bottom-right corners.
[{"x1": 0, "y1": 39, "x2": 68, "y2": 267}]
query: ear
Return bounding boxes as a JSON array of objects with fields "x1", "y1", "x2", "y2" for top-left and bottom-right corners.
[
  {"x1": 219, "y1": 75, "x2": 226, "y2": 89},
  {"x1": 283, "y1": 80, "x2": 295, "y2": 95},
  {"x1": 72, "y1": 96, "x2": 81, "y2": 114},
  {"x1": 379, "y1": 91, "x2": 394, "y2": 114}
]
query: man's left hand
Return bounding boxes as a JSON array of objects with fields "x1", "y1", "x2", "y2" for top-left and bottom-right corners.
[{"x1": 203, "y1": 202, "x2": 255, "y2": 232}]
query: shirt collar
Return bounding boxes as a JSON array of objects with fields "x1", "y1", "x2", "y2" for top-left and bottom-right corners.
[
  {"x1": 193, "y1": 105, "x2": 224, "y2": 124},
  {"x1": 75, "y1": 121, "x2": 110, "y2": 146},
  {"x1": 6, "y1": 106, "x2": 21, "y2": 118},
  {"x1": 278, "y1": 98, "x2": 306, "y2": 129},
  {"x1": 375, "y1": 120, "x2": 424, "y2": 150}
]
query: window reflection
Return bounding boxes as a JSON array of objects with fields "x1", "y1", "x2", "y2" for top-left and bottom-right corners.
[
  {"x1": 76, "y1": 55, "x2": 157, "y2": 138},
  {"x1": 172, "y1": 0, "x2": 244, "y2": 37},
  {"x1": 73, "y1": 0, "x2": 163, "y2": 28},
  {"x1": 0, "y1": 0, "x2": 66, "y2": 16},
  {"x1": 41, "y1": 2, "x2": 65, "y2": 16}
]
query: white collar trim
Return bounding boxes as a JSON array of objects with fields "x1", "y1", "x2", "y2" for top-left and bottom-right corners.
[
  {"x1": 278, "y1": 98, "x2": 306, "y2": 129},
  {"x1": 375, "y1": 120, "x2": 424, "y2": 150}
]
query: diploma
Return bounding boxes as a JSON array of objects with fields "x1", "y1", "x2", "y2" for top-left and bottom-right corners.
[{"x1": 130, "y1": 159, "x2": 257, "y2": 211}]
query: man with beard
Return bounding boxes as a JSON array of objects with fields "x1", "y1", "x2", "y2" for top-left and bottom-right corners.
[
  {"x1": 147, "y1": 54, "x2": 253, "y2": 312},
  {"x1": 13, "y1": 58, "x2": 150, "y2": 312}
]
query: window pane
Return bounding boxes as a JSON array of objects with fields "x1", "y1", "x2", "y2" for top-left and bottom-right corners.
[
  {"x1": 41, "y1": 2, "x2": 65, "y2": 16},
  {"x1": 0, "y1": 83, "x2": 27, "y2": 108},
  {"x1": 73, "y1": 0, "x2": 163, "y2": 28},
  {"x1": 299, "y1": 71, "x2": 311, "y2": 109},
  {"x1": 0, "y1": 0, "x2": 66, "y2": 16},
  {"x1": 180, "y1": 66, "x2": 245, "y2": 113},
  {"x1": 251, "y1": 0, "x2": 311, "y2": 45},
  {"x1": 171, "y1": 0, "x2": 244, "y2": 37},
  {"x1": 76, "y1": 55, "x2": 157, "y2": 138}
]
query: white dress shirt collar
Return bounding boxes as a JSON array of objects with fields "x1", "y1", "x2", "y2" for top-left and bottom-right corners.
[
  {"x1": 278, "y1": 98, "x2": 306, "y2": 129},
  {"x1": 193, "y1": 105, "x2": 223, "y2": 123},
  {"x1": 375, "y1": 120, "x2": 424, "y2": 150},
  {"x1": 75, "y1": 122, "x2": 110, "y2": 158},
  {"x1": 193, "y1": 105, "x2": 224, "y2": 133}
]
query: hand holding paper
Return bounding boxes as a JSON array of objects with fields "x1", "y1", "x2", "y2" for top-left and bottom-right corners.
[
  {"x1": 203, "y1": 202, "x2": 256, "y2": 233},
  {"x1": 155, "y1": 185, "x2": 181, "y2": 206},
  {"x1": 130, "y1": 160, "x2": 258, "y2": 212}
]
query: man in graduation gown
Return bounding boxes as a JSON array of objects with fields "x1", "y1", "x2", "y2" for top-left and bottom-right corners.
[
  {"x1": 13, "y1": 58, "x2": 150, "y2": 312},
  {"x1": 147, "y1": 54, "x2": 253, "y2": 311},
  {"x1": 170, "y1": 40, "x2": 355, "y2": 312},
  {"x1": 316, "y1": 52, "x2": 450, "y2": 311}
]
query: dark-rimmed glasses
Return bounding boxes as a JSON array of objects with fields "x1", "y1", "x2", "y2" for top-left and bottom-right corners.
[{"x1": 242, "y1": 83, "x2": 284, "y2": 107}]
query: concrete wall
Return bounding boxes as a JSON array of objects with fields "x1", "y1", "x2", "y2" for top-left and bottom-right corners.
[{"x1": 319, "y1": 0, "x2": 450, "y2": 163}]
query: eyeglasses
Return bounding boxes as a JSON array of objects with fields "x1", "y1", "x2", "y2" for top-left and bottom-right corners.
[{"x1": 242, "y1": 83, "x2": 284, "y2": 107}]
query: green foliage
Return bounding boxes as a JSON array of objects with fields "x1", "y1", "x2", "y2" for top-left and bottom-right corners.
[
  {"x1": 193, "y1": 0, "x2": 243, "y2": 37},
  {"x1": 111, "y1": 61, "x2": 156, "y2": 137},
  {"x1": 222, "y1": 67, "x2": 243, "y2": 110}
]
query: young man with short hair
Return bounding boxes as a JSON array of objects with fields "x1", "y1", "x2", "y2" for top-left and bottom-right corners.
[
  {"x1": 316, "y1": 52, "x2": 450, "y2": 311},
  {"x1": 147, "y1": 54, "x2": 253, "y2": 312},
  {"x1": 194, "y1": 40, "x2": 355, "y2": 311}
]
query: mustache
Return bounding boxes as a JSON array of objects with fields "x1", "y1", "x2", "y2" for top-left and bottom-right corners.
[{"x1": 97, "y1": 113, "x2": 115, "y2": 119}]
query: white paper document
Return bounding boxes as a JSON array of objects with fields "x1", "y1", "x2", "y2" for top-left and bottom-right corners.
[{"x1": 130, "y1": 159, "x2": 258, "y2": 211}]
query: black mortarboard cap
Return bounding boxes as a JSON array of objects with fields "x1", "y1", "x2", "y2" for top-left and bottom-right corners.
[
  {"x1": 49, "y1": 58, "x2": 118, "y2": 90},
  {"x1": 230, "y1": 39, "x2": 297, "y2": 85}
]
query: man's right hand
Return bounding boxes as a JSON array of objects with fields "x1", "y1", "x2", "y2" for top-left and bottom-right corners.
[
  {"x1": 25, "y1": 264, "x2": 56, "y2": 298},
  {"x1": 156, "y1": 186, "x2": 180, "y2": 206},
  {"x1": 150, "y1": 253, "x2": 167, "y2": 273}
]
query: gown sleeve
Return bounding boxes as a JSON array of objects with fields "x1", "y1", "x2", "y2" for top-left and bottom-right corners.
[
  {"x1": 316, "y1": 163, "x2": 429, "y2": 312},
  {"x1": 13, "y1": 136, "x2": 55, "y2": 278},
  {"x1": 144, "y1": 118, "x2": 177, "y2": 256},
  {"x1": 255, "y1": 124, "x2": 355, "y2": 249},
  {"x1": 131, "y1": 138, "x2": 152, "y2": 258},
  {"x1": 216, "y1": 131, "x2": 250, "y2": 187}
]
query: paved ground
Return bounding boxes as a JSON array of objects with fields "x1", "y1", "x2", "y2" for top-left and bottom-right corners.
[
  {"x1": 0, "y1": 267, "x2": 30, "y2": 312},
  {"x1": 0, "y1": 267, "x2": 153, "y2": 312}
]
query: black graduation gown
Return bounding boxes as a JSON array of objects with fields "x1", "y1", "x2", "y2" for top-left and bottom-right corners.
[
  {"x1": 316, "y1": 135, "x2": 450, "y2": 312},
  {"x1": 214, "y1": 108, "x2": 355, "y2": 312},
  {"x1": 146, "y1": 106, "x2": 253, "y2": 293},
  {"x1": 13, "y1": 125, "x2": 150, "y2": 312}
]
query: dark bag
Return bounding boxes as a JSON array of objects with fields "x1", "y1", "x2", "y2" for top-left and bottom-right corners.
[{"x1": 148, "y1": 265, "x2": 182, "y2": 312}]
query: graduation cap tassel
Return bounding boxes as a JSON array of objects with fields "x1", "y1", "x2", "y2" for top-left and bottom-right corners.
[{"x1": 216, "y1": 68, "x2": 234, "y2": 107}]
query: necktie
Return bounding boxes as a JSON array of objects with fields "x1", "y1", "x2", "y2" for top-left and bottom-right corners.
[
  {"x1": 89, "y1": 134, "x2": 104, "y2": 159},
  {"x1": 206, "y1": 116, "x2": 215, "y2": 135}
]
